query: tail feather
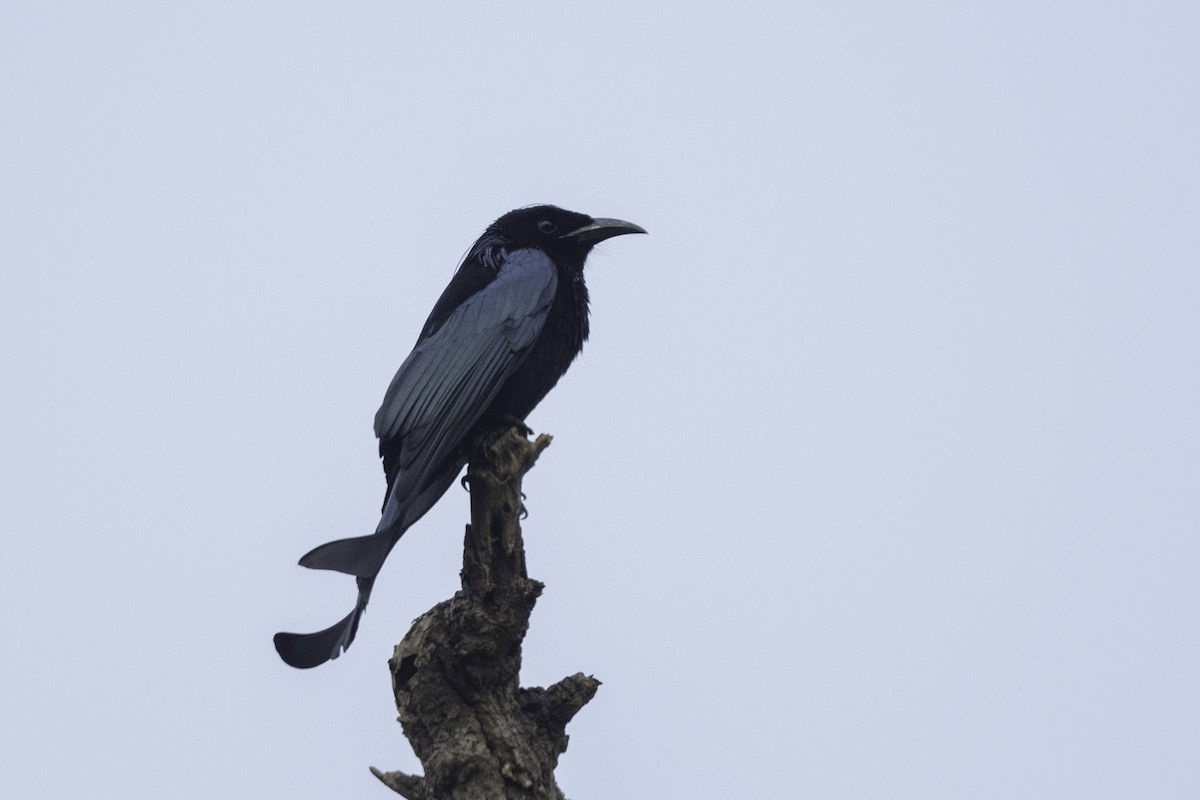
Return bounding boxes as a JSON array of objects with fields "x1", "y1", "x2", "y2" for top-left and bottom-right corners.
[
  {"x1": 298, "y1": 531, "x2": 395, "y2": 577},
  {"x1": 273, "y1": 577, "x2": 375, "y2": 669}
]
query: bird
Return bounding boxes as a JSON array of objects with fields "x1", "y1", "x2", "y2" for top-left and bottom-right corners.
[{"x1": 274, "y1": 205, "x2": 646, "y2": 668}]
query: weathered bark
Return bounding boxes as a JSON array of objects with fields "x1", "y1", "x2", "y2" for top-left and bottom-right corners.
[{"x1": 370, "y1": 429, "x2": 600, "y2": 800}]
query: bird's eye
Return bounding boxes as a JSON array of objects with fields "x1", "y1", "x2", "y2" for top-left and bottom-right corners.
[{"x1": 537, "y1": 219, "x2": 557, "y2": 234}]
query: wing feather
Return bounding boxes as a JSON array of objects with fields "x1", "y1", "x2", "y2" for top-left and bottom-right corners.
[{"x1": 372, "y1": 248, "x2": 557, "y2": 527}]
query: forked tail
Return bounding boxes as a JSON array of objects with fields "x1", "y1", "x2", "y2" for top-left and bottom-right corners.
[
  {"x1": 273, "y1": 576, "x2": 375, "y2": 669},
  {"x1": 297, "y1": 530, "x2": 396, "y2": 578}
]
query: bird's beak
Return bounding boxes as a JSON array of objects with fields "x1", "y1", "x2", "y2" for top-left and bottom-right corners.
[{"x1": 563, "y1": 217, "x2": 648, "y2": 245}]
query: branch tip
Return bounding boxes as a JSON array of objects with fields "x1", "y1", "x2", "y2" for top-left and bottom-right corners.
[{"x1": 370, "y1": 766, "x2": 426, "y2": 799}]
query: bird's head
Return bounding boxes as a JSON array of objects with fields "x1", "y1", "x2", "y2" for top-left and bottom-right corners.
[{"x1": 489, "y1": 205, "x2": 646, "y2": 261}]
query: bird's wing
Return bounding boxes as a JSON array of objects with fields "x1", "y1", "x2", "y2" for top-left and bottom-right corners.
[{"x1": 373, "y1": 247, "x2": 557, "y2": 518}]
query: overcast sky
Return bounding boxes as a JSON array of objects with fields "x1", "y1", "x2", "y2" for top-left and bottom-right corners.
[{"x1": 3, "y1": 2, "x2": 1198, "y2": 798}]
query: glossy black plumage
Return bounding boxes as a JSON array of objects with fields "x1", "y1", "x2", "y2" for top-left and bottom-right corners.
[{"x1": 274, "y1": 205, "x2": 645, "y2": 668}]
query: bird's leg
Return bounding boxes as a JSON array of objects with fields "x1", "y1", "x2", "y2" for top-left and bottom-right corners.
[{"x1": 471, "y1": 424, "x2": 536, "y2": 517}]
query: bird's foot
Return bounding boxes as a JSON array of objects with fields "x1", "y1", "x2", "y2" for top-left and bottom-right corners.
[
  {"x1": 501, "y1": 417, "x2": 534, "y2": 438},
  {"x1": 480, "y1": 418, "x2": 533, "y2": 450}
]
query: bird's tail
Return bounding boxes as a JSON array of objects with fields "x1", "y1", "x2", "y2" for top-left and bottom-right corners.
[
  {"x1": 297, "y1": 530, "x2": 395, "y2": 578},
  {"x1": 273, "y1": 576, "x2": 375, "y2": 669}
]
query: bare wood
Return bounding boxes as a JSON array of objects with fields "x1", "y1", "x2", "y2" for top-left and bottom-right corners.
[{"x1": 371, "y1": 429, "x2": 600, "y2": 799}]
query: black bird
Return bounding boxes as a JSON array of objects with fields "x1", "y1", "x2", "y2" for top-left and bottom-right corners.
[{"x1": 274, "y1": 205, "x2": 645, "y2": 668}]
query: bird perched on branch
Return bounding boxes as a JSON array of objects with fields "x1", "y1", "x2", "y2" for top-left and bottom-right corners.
[{"x1": 274, "y1": 205, "x2": 646, "y2": 668}]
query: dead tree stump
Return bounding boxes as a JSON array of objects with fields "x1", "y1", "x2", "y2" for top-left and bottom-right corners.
[{"x1": 370, "y1": 429, "x2": 600, "y2": 799}]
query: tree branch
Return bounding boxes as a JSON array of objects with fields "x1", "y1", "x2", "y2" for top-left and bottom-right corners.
[{"x1": 371, "y1": 429, "x2": 600, "y2": 799}]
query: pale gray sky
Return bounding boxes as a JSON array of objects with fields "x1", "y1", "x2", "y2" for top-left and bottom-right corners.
[{"x1": 3, "y1": 2, "x2": 1198, "y2": 798}]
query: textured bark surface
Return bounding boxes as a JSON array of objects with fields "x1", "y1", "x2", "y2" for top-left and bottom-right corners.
[{"x1": 370, "y1": 429, "x2": 600, "y2": 800}]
